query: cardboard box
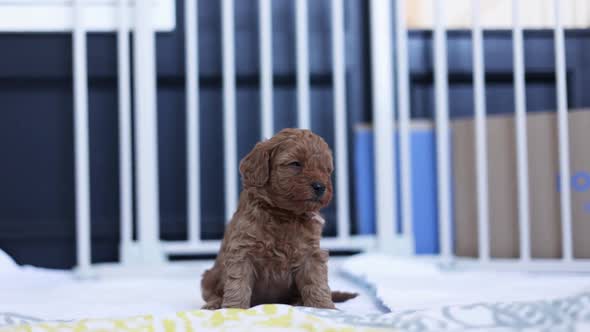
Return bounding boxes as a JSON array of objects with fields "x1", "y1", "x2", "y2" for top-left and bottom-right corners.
[{"x1": 452, "y1": 109, "x2": 590, "y2": 259}]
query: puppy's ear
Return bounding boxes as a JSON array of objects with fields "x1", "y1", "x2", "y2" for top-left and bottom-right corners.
[{"x1": 239, "y1": 141, "x2": 271, "y2": 187}]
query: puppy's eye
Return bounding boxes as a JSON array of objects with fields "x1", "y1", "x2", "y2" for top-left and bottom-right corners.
[{"x1": 288, "y1": 161, "x2": 302, "y2": 168}]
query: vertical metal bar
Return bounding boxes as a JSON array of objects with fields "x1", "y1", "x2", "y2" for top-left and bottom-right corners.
[
  {"x1": 221, "y1": 0, "x2": 238, "y2": 222},
  {"x1": 185, "y1": 0, "x2": 201, "y2": 242},
  {"x1": 574, "y1": 0, "x2": 588, "y2": 28},
  {"x1": 395, "y1": 0, "x2": 413, "y2": 242},
  {"x1": 472, "y1": 0, "x2": 490, "y2": 261},
  {"x1": 369, "y1": 0, "x2": 397, "y2": 252},
  {"x1": 331, "y1": 0, "x2": 350, "y2": 240},
  {"x1": 295, "y1": 0, "x2": 310, "y2": 129},
  {"x1": 512, "y1": 0, "x2": 531, "y2": 261},
  {"x1": 553, "y1": 0, "x2": 573, "y2": 261},
  {"x1": 134, "y1": 0, "x2": 162, "y2": 260},
  {"x1": 117, "y1": 0, "x2": 133, "y2": 251},
  {"x1": 72, "y1": 0, "x2": 91, "y2": 274},
  {"x1": 433, "y1": 0, "x2": 452, "y2": 260},
  {"x1": 259, "y1": 0, "x2": 274, "y2": 139}
]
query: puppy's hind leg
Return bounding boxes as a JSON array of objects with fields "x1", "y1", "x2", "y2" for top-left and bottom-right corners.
[
  {"x1": 201, "y1": 266, "x2": 223, "y2": 310},
  {"x1": 202, "y1": 297, "x2": 222, "y2": 310}
]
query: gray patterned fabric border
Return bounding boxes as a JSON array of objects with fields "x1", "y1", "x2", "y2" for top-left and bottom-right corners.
[
  {"x1": 0, "y1": 313, "x2": 42, "y2": 327},
  {"x1": 0, "y1": 313, "x2": 73, "y2": 328},
  {"x1": 297, "y1": 292, "x2": 590, "y2": 331}
]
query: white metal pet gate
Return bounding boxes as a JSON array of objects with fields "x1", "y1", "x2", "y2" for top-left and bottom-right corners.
[{"x1": 7, "y1": 0, "x2": 588, "y2": 274}]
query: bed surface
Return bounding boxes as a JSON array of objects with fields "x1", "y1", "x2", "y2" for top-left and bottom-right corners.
[
  {"x1": 3, "y1": 252, "x2": 590, "y2": 331},
  {"x1": 0, "y1": 257, "x2": 383, "y2": 325},
  {"x1": 340, "y1": 254, "x2": 590, "y2": 331}
]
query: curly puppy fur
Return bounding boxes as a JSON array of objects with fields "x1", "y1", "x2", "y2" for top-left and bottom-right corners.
[{"x1": 201, "y1": 128, "x2": 357, "y2": 310}]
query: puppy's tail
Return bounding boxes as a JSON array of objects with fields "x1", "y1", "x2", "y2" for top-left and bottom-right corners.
[{"x1": 331, "y1": 291, "x2": 358, "y2": 303}]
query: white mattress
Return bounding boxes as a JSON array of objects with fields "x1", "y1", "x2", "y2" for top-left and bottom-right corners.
[
  {"x1": 0, "y1": 257, "x2": 382, "y2": 323},
  {"x1": 337, "y1": 253, "x2": 590, "y2": 331},
  {"x1": 339, "y1": 253, "x2": 590, "y2": 312},
  {"x1": 4, "y1": 251, "x2": 590, "y2": 331}
]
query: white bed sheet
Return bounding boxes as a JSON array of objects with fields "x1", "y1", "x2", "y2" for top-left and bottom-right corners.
[
  {"x1": 6, "y1": 249, "x2": 590, "y2": 331},
  {"x1": 340, "y1": 253, "x2": 590, "y2": 311},
  {"x1": 335, "y1": 254, "x2": 590, "y2": 331},
  {"x1": 0, "y1": 258, "x2": 382, "y2": 322}
]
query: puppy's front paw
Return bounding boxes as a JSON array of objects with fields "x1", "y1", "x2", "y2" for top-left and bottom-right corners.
[{"x1": 221, "y1": 301, "x2": 250, "y2": 309}]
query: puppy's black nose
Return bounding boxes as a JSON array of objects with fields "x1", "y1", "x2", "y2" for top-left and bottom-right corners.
[{"x1": 311, "y1": 182, "x2": 326, "y2": 197}]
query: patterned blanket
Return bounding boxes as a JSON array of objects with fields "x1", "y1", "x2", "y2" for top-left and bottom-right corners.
[
  {"x1": 3, "y1": 292, "x2": 590, "y2": 332},
  {"x1": 0, "y1": 305, "x2": 389, "y2": 332}
]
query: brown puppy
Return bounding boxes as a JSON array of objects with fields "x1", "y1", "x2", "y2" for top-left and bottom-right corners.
[{"x1": 201, "y1": 128, "x2": 357, "y2": 310}]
